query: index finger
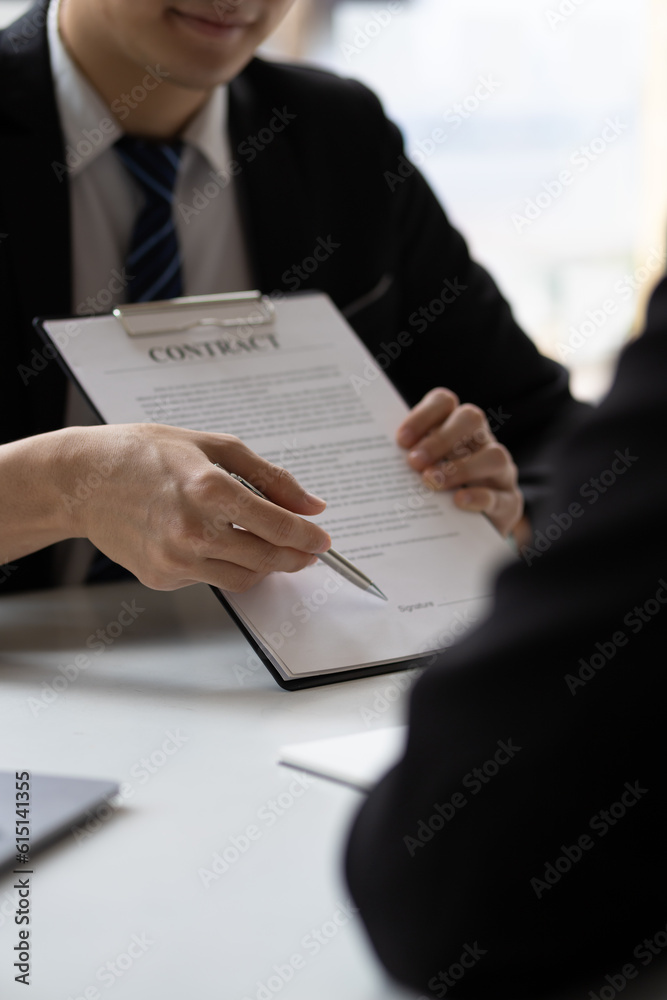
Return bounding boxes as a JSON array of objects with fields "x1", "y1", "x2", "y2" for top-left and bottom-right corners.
[
  {"x1": 209, "y1": 437, "x2": 326, "y2": 515},
  {"x1": 396, "y1": 387, "x2": 460, "y2": 448},
  {"x1": 216, "y1": 469, "x2": 331, "y2": 555}
]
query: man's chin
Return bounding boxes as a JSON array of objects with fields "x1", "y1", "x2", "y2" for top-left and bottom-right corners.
[{"x1": 160, "y1": 54, "x2": 254, "y2": 91}]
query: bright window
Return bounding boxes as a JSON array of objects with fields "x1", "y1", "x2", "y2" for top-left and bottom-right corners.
[{"x1": 279, "y1": 0, "x2": 665, "y2": 400}]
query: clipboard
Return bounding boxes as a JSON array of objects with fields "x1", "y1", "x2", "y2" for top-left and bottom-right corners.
[
  {"x1": 112, "y1": 290, "x2": 275, "y2": 337},
  {"x1": 35, "y1": 292, "x2": 511, "y2": 691}
]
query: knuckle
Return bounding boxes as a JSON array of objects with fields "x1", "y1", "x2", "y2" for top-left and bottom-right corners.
[
  {"x1": 272, "y1": 509, "x2": 297, "y2": 546},
  {"x1": 459, "y1": 403, "x2": 485, "y2": 426},
  {"x1": 231, "y1": 567, "x2": 261, "y2": 593},
  {"x1": 430, "y1": 386, "x2": 458, "y2": 407},
  {"x1": 288, "y1": 552, "x2": 314, "y2": 574},
  {"x1": 489, "y1": 442, "x2": 517, "y2": 476},
  {"x1": 487, "y1": 442, "x2": 508, "y2": 463},
  {"x1": 184, "y1": 526, "x2": 214, "y2": 555},
  {"x1": 451, "y1": 437, "x2": 472, "y2": 459},
  {"x1": 220, "y1": 433, "x2": 243, "y2": 451},
  {"x1": 254, "y1": 545, "x2": 281, "y2": 575},
  {"x1": 189, "y1": 466, "x2": 227, "y2": 505},
  {"x1": 254, "y1": 463, "x2": 294, "y2": 496},
  {"x1": 273, "y1": 463, "x2": 297, "y2": 490},
  {"x1": 136, "y1": 559, "x2": 178, "y2": 591}
]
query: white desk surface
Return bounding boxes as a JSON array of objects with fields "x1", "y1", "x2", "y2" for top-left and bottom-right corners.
[
  {"x1": 3, "y1": 581, "x2": 667, "y2": 1000},
  {"x1": 0, "y1": 580, "x2": 416, "y2": 1000}
]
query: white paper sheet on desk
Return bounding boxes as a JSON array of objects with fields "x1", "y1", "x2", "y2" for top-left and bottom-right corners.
[
  {"x1": 42, "y1": 294, "x2": 512, "y2": 680},
  {"x1": 279, "y1": 726, "x2": 408, "y2": 792}
]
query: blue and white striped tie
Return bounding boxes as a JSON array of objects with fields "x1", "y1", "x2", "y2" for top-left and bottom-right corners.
[{"x1": 115, "y1": 136, "x2": 184, "y2": 303}]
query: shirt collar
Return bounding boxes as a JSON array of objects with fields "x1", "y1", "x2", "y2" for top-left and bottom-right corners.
[
  {"x1": 47, "y1": 0, "x2": 230, "y2": 179},
  {"x1": 181, "y1": 87, "x2": 231, "y2": 176}
]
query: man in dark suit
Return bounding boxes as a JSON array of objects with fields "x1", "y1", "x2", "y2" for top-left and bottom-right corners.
[
  {"x1": 346, "y1": 275, "x2": 667, "y2": 998},
  {"x1": 0, "y1": 0, "x2": 584, "y2": 594}
]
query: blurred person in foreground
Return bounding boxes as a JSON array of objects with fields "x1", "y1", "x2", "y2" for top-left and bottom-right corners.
[{"x1": 346, "y1": 271, "x2": 667, "y2": 998}]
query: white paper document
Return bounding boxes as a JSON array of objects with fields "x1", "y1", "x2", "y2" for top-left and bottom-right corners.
[
  {"x1": 40, "y1": 293, "x2": 511, "y2": 686},
  {"x1": 279, "y1": 726, "x2": 409, "y2": 792}
]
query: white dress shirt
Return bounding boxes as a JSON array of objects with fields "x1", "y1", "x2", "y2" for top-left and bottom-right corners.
[{"x1": 47, "y1": 0, "x2": 253, "y2": 321}]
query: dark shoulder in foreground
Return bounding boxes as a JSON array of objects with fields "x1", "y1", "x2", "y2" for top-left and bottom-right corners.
[{"x1": 345, "y1": 277, "x2": 667, "y2": 999}]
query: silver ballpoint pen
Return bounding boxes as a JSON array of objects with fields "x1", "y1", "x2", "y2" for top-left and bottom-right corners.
[{"x1": 214, "y1": 464, "x2": 388, "y2": 601}]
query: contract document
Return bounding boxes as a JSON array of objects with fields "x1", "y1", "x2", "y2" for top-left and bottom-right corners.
[{"x1": 39, "y1": 292, "x2": 512, "y2": 689}]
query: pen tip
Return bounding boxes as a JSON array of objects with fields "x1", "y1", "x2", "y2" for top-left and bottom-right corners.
[{"x1": 369, "y1": 584, "x2": 389, "y2": 602}]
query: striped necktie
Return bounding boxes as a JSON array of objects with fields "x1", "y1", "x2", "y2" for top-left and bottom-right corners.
[{"x1": 115, "y1": 135, "x2": 184, "y2": 303}]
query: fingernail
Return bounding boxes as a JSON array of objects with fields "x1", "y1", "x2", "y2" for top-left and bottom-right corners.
[
  {"x1": 304, "y1": 491, "x2": 326, "y2": 505},
  {"x1": 397, "y1": 427, "x2": 416, "y2": 448},
  {"x1": 458, "y1": 491, "x2": 473, "y2": 506},
  {"x1": 408, "y1": 448, "x2": 429, "y2": 466}
]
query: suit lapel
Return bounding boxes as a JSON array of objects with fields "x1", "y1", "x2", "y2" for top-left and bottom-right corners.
[
  {"x1": 0, "y1": 0, "x2": 72, "y2": 321},
  {"x1": 0, "y1": 0, "x2": 72, "y2": 432},
  {"x1": 228, "y1": 61, "x2": 312, "y2": 294}
]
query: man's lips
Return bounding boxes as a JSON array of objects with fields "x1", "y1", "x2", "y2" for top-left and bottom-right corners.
[{"x1": 169, "y1": 8, "x2": 254, "y2": 35}]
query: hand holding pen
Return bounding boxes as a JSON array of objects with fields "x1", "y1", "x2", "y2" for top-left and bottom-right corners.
[{"x1": 215, "y1": 465, "x2": 387, "y2": 600}]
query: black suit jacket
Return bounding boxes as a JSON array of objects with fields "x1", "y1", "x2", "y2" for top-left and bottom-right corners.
[
  {"x1": 345, "y1": 276, "x2": 667, "y2": 998},
  {"x1": 0, "y1": 1, "x2": 583, "y2": 592}
]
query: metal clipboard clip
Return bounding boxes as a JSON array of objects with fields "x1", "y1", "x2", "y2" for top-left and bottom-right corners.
[{"x1": 112, "y1": 290, "x2": 275, "y2": 337}]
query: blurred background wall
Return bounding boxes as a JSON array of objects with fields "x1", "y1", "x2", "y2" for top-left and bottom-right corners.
[{"x1": 4, "y1": 0, "x2": 664, "y2": 400}]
